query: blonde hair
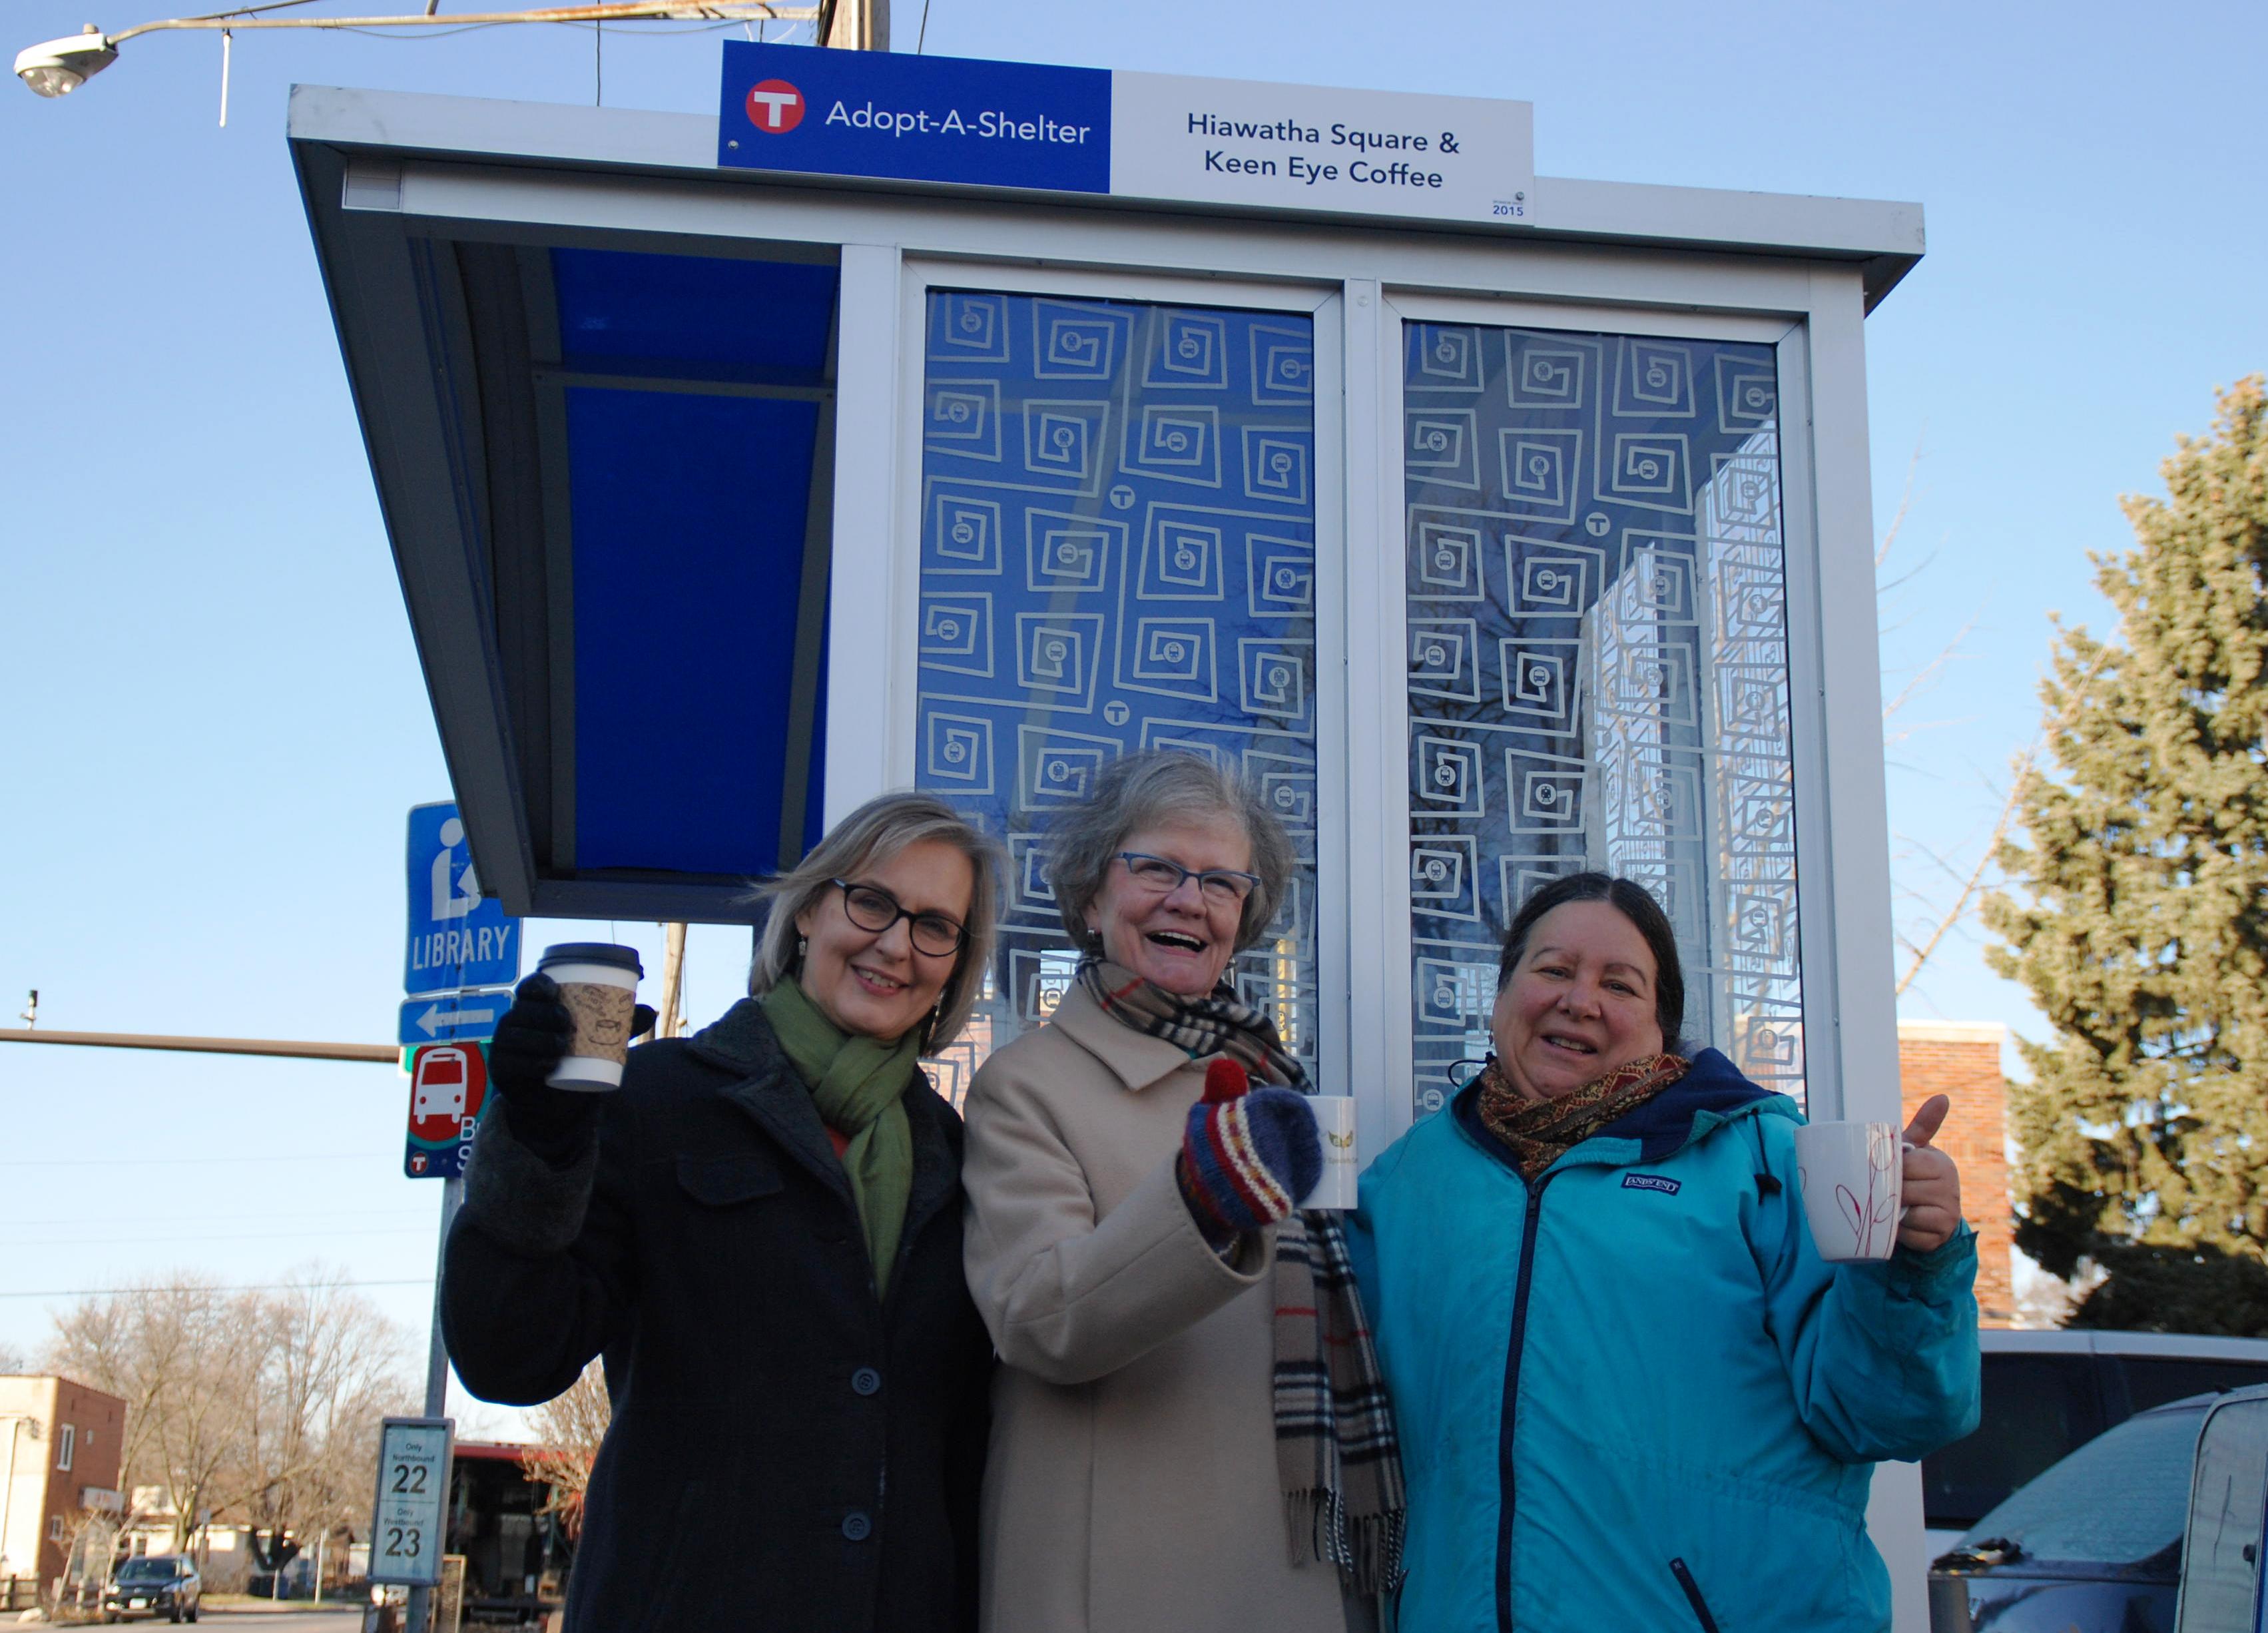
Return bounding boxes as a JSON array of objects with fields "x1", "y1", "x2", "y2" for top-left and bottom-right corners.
[{"x1": 745, "y1": 792, "x2": 1003, "y2": 1052}]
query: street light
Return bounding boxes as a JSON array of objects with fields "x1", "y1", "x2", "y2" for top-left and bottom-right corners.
[
  {"x1": 15, "y1": 0, "x2": 816, "y2": 99},
  {"x1": 13, "y1": 29, "x2": 116, "y2": 96}
]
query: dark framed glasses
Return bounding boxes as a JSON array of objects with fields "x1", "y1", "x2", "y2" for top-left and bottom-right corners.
[
  {"x1": 1115, "y1": 852, "x2": 1262, "y2": 908},
  {"x1": 830, "y1": 880, "x2": 969, "y2": 957}
]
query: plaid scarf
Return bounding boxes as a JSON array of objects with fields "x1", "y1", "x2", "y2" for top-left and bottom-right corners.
[
  {"x1": 1476, "y1": 1052, "x2": 1691, "y2": 1181},
  {"x1": 1078, "y1": 960, "x2": 1408, "y2": 1596}
]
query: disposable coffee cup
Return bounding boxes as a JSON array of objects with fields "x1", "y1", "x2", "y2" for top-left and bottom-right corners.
[
  {"x1": 538, "y1": 942, "x2": 645, "y2": 1092},
  {"x1": 1300, "y1": 1096, "x2": 1360, "y2": 1211},
  {"x1": 1793, "y1": 1120, "x2": 1908, "y2": 1263}
]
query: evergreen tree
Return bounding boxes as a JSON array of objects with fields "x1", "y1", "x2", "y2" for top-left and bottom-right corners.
[{"x1": 1984, "y1": 377, "x2": 2268, "y2": 1333}]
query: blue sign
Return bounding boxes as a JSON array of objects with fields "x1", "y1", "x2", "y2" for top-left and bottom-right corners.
[
  {"x1": 398, "y1": 987, "x2": 514, "y2": 1047},
  {"x1": 404, "y1": 802, "x2": 521, "y2": 996},
  {"x1": 405, "y1": 1040, "x2": 488, "y2": 1179},
  {"x1": 717, "y1": 42, "x2": 1109, "y2": 194},
  {"x1": 716, "y1": 47, "x2": 1537, "y2": 230}
]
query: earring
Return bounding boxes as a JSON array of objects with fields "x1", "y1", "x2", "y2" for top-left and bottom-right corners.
[{"x1": 794, "y1": 934, "x2": 808, "y2": 966}]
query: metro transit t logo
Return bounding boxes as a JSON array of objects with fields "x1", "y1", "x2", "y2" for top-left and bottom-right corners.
[{"x1": 746, "y1": 79, "x2": 805, "y2": 133}]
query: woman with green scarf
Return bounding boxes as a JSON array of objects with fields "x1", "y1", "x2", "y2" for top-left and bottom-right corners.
[{"x1": 443, "y1": 792, "x2": 1003, "y2": 1633}]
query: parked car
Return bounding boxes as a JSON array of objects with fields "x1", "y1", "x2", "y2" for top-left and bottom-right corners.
[
  {"x1": 103, "y1": 1554, "x2": 200, "y2": 1624},
  {"x1": 1930, "y1": 1383, "x2": 2268, "y2": 1633},
  {"x1": 2171, "y1": 1385, "x2": 2268, "y2": 1633},
  {"x1": 1922, "y1": 1329, "x2": 2268, "y2": 1552}
]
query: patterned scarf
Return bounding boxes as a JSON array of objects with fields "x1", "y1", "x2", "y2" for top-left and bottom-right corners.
[
  {"x1": 1078, "y1": 960, "x2": 1407, "y2": 1597},
  {"x1": 1476, "y1": 1052, "x2": 1691, "y2": 1181}
]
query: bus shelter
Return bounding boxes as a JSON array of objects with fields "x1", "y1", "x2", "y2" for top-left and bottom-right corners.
[
  {"x1": 289, "y1": 47, "x2": 1915, "y2": 1198},
  {"x1": 290, "y1": 43, "x2": 1928, "y2": 1606}
]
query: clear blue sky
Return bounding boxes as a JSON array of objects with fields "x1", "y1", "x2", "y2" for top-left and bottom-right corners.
[{"x1": 3, "y1": 0, "x2": 2263, "y2": 1396}]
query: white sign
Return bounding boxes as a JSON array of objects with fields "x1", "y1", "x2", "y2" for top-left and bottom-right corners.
[
  {"x1": 1110, "y1": 72, "x2": 1536, "y2": 227},
  {"x1": 717, "y1": 45, "x2": 1538, "y2": 230},
  {"x1": 368, "y1": 1417, "x2": 453, "y2": 1586}
]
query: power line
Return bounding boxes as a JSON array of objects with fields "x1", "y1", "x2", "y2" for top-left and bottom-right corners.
[
  {"x1": 0, "y1": 1152, "x2": 383, "y2": 1167},
  {"x1": 0, "y1": 1208, "x2": 428, "y2": 1227},
  {"x1": 8, "y1": 1227, "x2": 433, "y2": 1248},
  {"x1": 0, "y1": 1279, "x2": 433, "y2": 1301}
]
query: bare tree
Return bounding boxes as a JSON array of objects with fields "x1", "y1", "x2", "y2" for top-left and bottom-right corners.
[
  {"x1": 45, "y1": 1266, "x2": 413, "y2": 1566},
  {"x1": 1873, "y1": 439, "x2": 2052, "y2": 997},
  {"x1": 47, "y1": 1275, "x2": 255, "y2": 1552},
  {"x1": 519, "y1": 1362, "x2": 611, "y2": 1538},
  {"x1": 43, "y1": 1502, "x2": 117, "y2": 1616},
  {"x1": 230, "y1": 1268, "x2": 416, "y2": 1580}
]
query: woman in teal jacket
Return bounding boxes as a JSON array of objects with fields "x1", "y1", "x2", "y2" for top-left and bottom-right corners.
[{"x1": 1351, "y1": 873, "x2": 1979, "y2": 1632}]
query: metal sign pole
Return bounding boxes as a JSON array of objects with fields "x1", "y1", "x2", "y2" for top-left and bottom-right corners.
[{"x1": 405, "y1": 1177, "x2": 463, "y2": 1633}]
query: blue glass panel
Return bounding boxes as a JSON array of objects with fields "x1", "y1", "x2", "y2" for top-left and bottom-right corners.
[
  {"x1": 1403, "y1": 326, "x2": 1802, "y2": 1115},
  {"x1": 914, "y1": 292, "x2": 1321, "y2": 1092},
  {"x1": 551, "y1": 248, "x2": 838, "y2": 380},
  {"x1": 568, "y1": 385, "x2": 824, "y2": 876}
]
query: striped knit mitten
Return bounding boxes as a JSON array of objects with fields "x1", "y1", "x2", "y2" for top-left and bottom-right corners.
[{"x1": 1176, "y1": 1059, "x2": 1322, "y2": 1239}]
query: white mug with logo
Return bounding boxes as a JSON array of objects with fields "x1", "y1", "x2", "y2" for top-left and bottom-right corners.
[
  {"x1": 1793, "y1": 1120, "x2": 1906, "y2": 1263},
  {"x1": 1300, "y1": 1095, "x2": 1360, "y2": 1210}
]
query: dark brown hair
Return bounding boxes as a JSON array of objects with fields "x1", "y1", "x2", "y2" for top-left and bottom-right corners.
[{"x1": 1497, "y1": 872, "x2": 1685, "y2": 1048}]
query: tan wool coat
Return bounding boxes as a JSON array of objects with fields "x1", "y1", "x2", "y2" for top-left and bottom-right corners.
[{"x1": 960, "y1": 984, "x2": 1356, "y2": 1633}]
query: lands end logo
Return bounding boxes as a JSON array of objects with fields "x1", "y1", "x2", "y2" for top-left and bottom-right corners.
[
  {"x1": 1622, "y1": 1173, "x2": 1681, "y2": 1195},
  {"x1": 746, "y1": 79, "x2": 806, "y2": 133}
]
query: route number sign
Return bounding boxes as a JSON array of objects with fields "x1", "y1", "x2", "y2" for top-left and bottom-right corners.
[{"x1": 368, "y1": 1417, "x2": 454, "y2": 1586}]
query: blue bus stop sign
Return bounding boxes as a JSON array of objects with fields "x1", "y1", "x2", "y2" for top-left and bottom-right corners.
[{"x1": 404, "y1": 803, "x2": 521, "y2": 996}]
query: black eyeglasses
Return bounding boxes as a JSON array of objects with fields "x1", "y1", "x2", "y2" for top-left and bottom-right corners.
[
  {"x1": 1115, "y1": 852, "x2": 1263, "y2": 908},
  {"x1": 830, "y1": 880, "x2": 969, "y2": 957}
]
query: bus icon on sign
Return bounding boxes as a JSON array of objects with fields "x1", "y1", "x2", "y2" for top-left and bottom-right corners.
[
  {"x1": 746, "y1": 79, "x2": 805, "y2": 133},
  {"x1": 412, "y1": 1046, "x2": 471, "y2": 1122}
]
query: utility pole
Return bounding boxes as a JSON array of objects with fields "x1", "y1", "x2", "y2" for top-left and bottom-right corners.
[
  {"x1": 657, "y1": 922, "x2": 689, "y2": 1039},
  {"x1": 819, "y1": 0, "x2": 886, "y2": 51}
]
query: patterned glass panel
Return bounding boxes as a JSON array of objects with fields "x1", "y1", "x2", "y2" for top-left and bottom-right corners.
[
  {"x1": 1402, "y1": 324, "x2": 1803, "y2": 1116},
  {"x1": 916, "y1": 292, "x2": 1321, "y2": 1097}
]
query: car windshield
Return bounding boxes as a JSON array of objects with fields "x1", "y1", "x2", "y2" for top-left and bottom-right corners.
[
  {"x1": 115, "y1": 1559, "x2": 178, "y2": 1582},
  {"x1": 1962, "y1": 1403, "x2": 2203, "y2": 1566}
]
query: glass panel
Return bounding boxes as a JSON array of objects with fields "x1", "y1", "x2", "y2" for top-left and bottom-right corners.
[
  {"x1": 914, "y1": 291, "x2": 1321, "y2": 1098},
  {"x1": 2126, "y1": 1359, "x2": 2268, "y2": 1415},
  {"x1": 1922, "y1": 1353, "x2": 2107, "y2": 1532},
  {"x1": 1401, "y1": 323, "x2": 1803, "y2": 1116},
  {"x1": 2177, "y1": 1397, "x2": 2268, "y2": 1633},
  {"x1": 1965, "y1": 1404, "x2": 2201, "y2": 1565}
]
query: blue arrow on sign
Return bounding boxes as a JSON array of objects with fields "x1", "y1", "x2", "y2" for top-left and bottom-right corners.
[
  {"x1": 405, "y1": 802, "x2": 521, "y2": 996},
  {"x1": 398, "y1": 988, "x2": 515, "y2": 1047}
]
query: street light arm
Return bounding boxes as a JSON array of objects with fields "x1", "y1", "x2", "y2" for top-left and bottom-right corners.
[{"x1": 104, "y1": 0, "x2": 812, "y2": 42}]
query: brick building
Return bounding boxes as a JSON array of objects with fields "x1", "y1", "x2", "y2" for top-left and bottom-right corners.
[
  {"x1": 1896, "y1": 1021, "x2": 2014, "y2": 1327},
  {"x1": 0, "y1": 1375, "x2": 126, "y2": 1590}
]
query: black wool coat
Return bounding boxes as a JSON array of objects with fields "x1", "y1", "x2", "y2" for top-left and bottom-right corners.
[{"x1": 442, "y1": 998, "x2": 992, "y2": 1633}]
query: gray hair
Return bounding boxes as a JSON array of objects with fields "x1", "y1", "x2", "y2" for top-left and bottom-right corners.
[
  {"x1": 745, "y1": 791, "x2": 1003, "y2": 1052},
  {"x1": 1047, "y1": 750, "x2": 1294, "y2": 958}
]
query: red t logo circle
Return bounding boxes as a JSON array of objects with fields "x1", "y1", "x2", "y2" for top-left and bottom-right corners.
[{"x1": 746, "y1": 79, "x2": 806, "y2": 133}]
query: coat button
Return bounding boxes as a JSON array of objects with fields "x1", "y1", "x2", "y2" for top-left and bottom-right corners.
[
  {"x1": 841, "y1": 1510, "x2": 872, "y2": 1542},
  {"x1": 851, "y1": 1367, "x2": 881, "y2": 1397}
]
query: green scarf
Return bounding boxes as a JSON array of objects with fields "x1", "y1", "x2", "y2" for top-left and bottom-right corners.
[{"x1": 760, "y1": 979, "x2": 922, "y2": 1299}]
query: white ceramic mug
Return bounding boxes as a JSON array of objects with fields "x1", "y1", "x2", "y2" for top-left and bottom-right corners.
[
  {"x1": 1300, "y1": 1095, "x2": 1360, "y2": 1210},
  {"x1": 1793, "y1": 1120, "x2": 1906, "y2": 1263}
]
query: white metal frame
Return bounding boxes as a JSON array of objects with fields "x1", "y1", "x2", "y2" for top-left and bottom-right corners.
[
  {"x1": 801, "y1": 238, "x2": 1897, "y2": 1148},
  {"x1": 861, "y1": 257, "x2": 1353, "y2": 1094},
  {"x1": 305, "y1": 89, "x2": 1915, "y2": 1628},
  {"x1": 346, "y1": 152, "x2": 1898, "y2": 1142}
]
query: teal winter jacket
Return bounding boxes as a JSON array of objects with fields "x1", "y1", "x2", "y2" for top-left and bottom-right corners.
[{"x1": 1350, "y1": 1050, "x2": 1980, "y2": 1633}]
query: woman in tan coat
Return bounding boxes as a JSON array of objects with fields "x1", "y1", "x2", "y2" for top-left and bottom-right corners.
[{"x1": 962, "y1": 751, "x2": 1402, "y2": 1633}]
